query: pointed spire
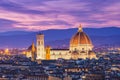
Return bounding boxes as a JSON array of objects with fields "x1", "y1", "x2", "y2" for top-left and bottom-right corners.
[
  {"x1": 78, "y1": 24, "x2": 83, "y2": 32},
  {"x1": 32, "y1": 42, "x2": 36, "y2": 53}
]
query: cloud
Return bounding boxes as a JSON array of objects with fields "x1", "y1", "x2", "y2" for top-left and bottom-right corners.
[{"x1": 0, "y1": 0, "x2": 119, "y2": 31}]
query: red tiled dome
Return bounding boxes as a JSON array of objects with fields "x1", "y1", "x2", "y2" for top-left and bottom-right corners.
[{"x1": 70, "y1": 25, "x2": 92, "y2": 47}]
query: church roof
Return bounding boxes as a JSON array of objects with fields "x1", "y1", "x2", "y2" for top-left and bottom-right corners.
[{"x1": 28, "y1": 42, "x2": 37, "y2": 52}]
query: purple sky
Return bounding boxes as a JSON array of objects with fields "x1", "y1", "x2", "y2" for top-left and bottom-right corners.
[{"x1": 0, "y1": 0, "x2": 120, "y2": 31}]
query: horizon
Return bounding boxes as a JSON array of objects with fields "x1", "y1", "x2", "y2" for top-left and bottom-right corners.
[
  {"x1": 0, "y1": 0, "x2": 120, "y2": 31},
  {"x1": 0, "y1": 26, "x2": 120, "y2": 33},
  {"x1": 0, "y1": 27, "x2": 120, "y2": 49}
]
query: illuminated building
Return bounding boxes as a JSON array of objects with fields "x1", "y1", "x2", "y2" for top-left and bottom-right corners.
[
  {"x1": 45, "y1": 46, "x2": 51, "y2": 60},
  {"x1": 27, "y1": 42, "x2": 37, "y2": 61},
  {"x1": 34, "y1": 24, "x2": 96, "y2": 60},
  {"x1": 36, "y1": 24, "x2": 96, "y2": 60},
  {"x1": 70, "y1": 24, "x2": 95, "y2": 59},
  {"x1": 31, "y1": 42, "x2": 36, "y2": 61}
]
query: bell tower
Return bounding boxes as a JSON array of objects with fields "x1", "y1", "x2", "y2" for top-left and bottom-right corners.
[{"x1": 36, "y1": 33, "x2": 45, "y2": 59}]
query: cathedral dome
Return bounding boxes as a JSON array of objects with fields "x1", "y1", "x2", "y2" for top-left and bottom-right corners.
[{"x1": 70, "y1": 25, "x2": 92, "y2": 47}]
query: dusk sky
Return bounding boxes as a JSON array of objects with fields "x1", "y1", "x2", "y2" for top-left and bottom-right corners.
[{"x1": 0, "y1": 0, "x2": 120, "y2": 31}]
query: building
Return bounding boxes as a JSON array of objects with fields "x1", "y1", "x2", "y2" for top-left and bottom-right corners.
[
  {"x1": 26, "y1": 42, "x2": 37, "y2": 61},
  {"x1": 25, "y1": 25, "x2": 96, "y2": 60},
  {"x1": 36, "y1": 24, "x2": 96, "y2": 60},
  {"x1": 82, "y1": 73, "x2": 105, "y2": 80},
  {"x1": 26, "y1": 74, "x2": 48, "y2": 80},
  {"x1": 49, "y1": 75, "x2": 72, "y2": 80}
]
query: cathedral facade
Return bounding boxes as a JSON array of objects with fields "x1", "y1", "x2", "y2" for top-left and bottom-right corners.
[{"x1": 36, "y1": 25, "x2": 96, "y2": 60}]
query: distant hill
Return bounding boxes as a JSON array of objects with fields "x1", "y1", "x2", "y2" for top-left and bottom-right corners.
[{"x1": 0, "y1": 27, "x2": 120, "y2": 49}]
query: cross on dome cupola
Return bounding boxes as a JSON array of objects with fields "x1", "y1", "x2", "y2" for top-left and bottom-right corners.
[{"x1": 78, "y1": 24, "x2": 83, "y2": 32}]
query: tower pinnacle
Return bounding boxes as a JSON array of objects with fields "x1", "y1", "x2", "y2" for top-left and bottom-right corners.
[{"x1": 32, "y1": 42, "x2": 35, "y2": 53}]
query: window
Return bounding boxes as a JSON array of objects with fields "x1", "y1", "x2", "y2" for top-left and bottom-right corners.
[
  {"x1": 82, "y1": 48, "x2": 84, "y2": 50},
  {"x1": 38, "y1": 41, "x2": 40, "y2": 45},
  {"x1": 41, "y1": 41, "x2": 43, "y2": 45}
]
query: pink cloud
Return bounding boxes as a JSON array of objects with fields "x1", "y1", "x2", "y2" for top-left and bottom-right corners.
[{"x1": 0, "y1": 0, "x2": 120, "y2": 31}]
